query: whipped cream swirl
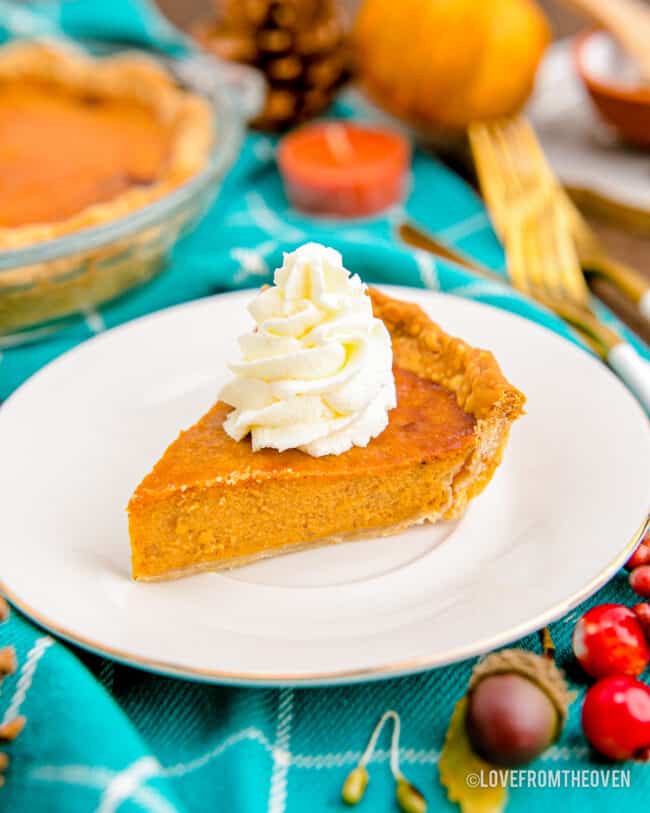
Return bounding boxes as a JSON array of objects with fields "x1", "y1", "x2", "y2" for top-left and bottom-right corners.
[{"x1": 220, "y1": 243, "x2": 396, "y2": 456}]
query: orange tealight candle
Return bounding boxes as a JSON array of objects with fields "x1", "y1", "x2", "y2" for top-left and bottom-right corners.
[{"x1": 277, "y1": 121, "x2": 410, "y2": 218}]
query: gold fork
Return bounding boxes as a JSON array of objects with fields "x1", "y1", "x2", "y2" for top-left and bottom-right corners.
[
  {"x1": 471, "y1": 116, "x2": 650, "y2": 319},
  {"x1": 469, "y1": 116, "x2": 650, "y2": 410},
  {"x1": 564, "y1": 197, "x2": 650, "y2": 323},
  {"x1": 509, "y1": 116, "x2": 650, "y2": 321}
]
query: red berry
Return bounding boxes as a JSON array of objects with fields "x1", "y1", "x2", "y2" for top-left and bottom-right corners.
[
  {"x1": 633, "y1": 603, "x2": 650, "y2": 638},
  {"x1": 582, "y1": 676, "x2": 650, "y2": 760},
  {"x1": 630, "y1": 566, "x2": 650, "y2": 599},
  {"x1": 625, "y1": 541, "x2": 650, "y2": 571},
  {"x1": 572, "y1": 604, "x2": 650, "y2": 678}
]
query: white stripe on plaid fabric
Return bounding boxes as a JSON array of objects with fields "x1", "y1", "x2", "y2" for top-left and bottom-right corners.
[
  {"x1": 33, "y1": 765, "x2": 114, "y2": 789},
  {"x1": 542, "y1": 744, "x2": 590, "y2": 761},
  {"x1": 83, "y1": 308, "x2": 106, "y2": 335},
  {"x1": 338, "y1": 229, "x2": 390, "y2": 245},
  {"x1": 290, "y1": 743, "x2": 590, "y2": 770},
  {"x1": 163, "y1": 727, "x2": 273, "y2": 777},
  {"x1": 29, "y1": 730, "x2": 593, "y2": 809},
  {"x1": 31, "y1": 764, "x2": 178, "y2": 813},
  {"x1": 224, "y1": 212, "x2": 255, "y2": 227},
  {"x1": 96, "y1": 756, "x2": 162, "y2": 813},
  {"x1": 412, "y1": 249, "x2": 440, "y2": 291},
  {"x1": 2, "y1": 635, "x2": 54, "y2": 723},
  {"x1": 268, "y1": 689, "x2": 294, "y2": 813},
  {"x1": 448, "y1": 280, "x2": 513, "y2": 300},
  {"x1": 436, "y1": 212, "x2": 491, "y2": 245},
  {"x1": 230, "y1": 247, "x2": 270, "y2": 282},
  {"x1": 231, "y1": 241, "x2": 278, "y2": 284},
  {"x1": 161, "y1": 735, "x2": 440, "y2": 776},
  {"x1": 1, "y1": 1, "x2": 61, "y2": 36},
  {"x1": 291, "y1": 746, "x2": 441, "y2": 770}
]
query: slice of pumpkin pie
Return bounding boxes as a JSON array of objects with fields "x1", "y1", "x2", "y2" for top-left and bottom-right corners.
[{"x1": 128, "y1": 244, "x2": 524, "y2": 581}]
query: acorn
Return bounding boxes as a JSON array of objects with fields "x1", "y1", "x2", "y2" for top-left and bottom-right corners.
[{"x1": 465, "y1": 649, "x2": 573, "y2": 766}]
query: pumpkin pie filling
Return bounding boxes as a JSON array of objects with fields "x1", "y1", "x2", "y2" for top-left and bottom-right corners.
[
  {"x1": 128, "y1": 288, "x2": 525, "y2": 581},
  {"x1": 0, "y1": 41, "x2": 214, "y2": 335},
  {"x1": 0, "y1": 80, "x2": 172, "y2": 228},
  {"x1": 0, "y1": 41, "x2": 214, "y2": 251}
]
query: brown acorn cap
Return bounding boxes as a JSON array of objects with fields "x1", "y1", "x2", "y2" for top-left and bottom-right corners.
[{"x1": 468, "y1": 649, "x2": 575, "y2": 729}]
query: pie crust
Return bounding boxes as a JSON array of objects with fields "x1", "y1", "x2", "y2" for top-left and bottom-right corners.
[{"x1": 128, "y1": 288, "x2": 525, "y2": 581}]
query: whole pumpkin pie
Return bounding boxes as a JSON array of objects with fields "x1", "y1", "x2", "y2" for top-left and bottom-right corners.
[
  {"x1": 0, "y1": 41, "x2": 213, "y2": 248},
  {"x1": 0, "y1": 41, "x2": 214, "y2": 335},
  {"x1": 128, "y1": 265, "x2": 525, "y2": 581}
]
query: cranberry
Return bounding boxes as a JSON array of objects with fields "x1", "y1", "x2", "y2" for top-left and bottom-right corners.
[
  {"x1": 630, "y1": 565, "x2": 650, "y2": 599},
  {"x1": 466, "y1": 673, "x2": 558, "y2": 766},
  {"x1": 633, "y1": 603, "x2": 650, "y2": 638},
  {"x1": 572, "y1": 604, "x2": 649, "y2": 678},
  {"x1": 582, "y1": 676, "x2": 650, "y2": 761},
  {"x1": 625, "y1": 540, "x2": 650, "y2": 571}
]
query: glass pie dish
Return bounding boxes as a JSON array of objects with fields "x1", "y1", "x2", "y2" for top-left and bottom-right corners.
[{"x1": 0, "y1": 48, "x2": 253, "y2": 347}]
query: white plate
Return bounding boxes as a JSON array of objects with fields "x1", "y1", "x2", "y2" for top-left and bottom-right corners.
[{"x1": 1, "y1": 288, "x2": 648, "y2": 686}]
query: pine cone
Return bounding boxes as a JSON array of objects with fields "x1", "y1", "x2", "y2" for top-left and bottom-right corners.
[{"x1": 193, "y1": 0, "x2": 351, "y2": 130}]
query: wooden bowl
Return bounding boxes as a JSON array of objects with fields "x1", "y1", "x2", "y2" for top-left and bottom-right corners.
[{"x1": 573, "y1": 30, "x2": 650, "y2": 149}]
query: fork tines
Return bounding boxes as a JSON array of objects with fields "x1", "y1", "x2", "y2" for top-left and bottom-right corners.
[{"x1": 469, "y1": 116, "x2": 591, "y2": 308}]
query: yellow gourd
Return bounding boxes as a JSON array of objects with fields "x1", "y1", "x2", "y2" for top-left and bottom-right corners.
[{"x1": 354, "y1": 0, "x2": 551, "y2": 133}]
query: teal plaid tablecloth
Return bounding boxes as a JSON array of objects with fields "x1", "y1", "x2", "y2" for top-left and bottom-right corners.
[{"x1": 1, "y1": 3, "x2": 649, "y2": 812}]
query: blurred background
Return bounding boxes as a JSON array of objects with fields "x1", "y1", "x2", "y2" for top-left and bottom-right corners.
[
  {"x1": 154, "y1": 0, "x2": 649, "y2": 345},
  {"x1": 3, "y1": 0, "x2": 650, "y2": 351},
  {"x1": 157, "y1": 0, "x2": 585, "y2": 34}
]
